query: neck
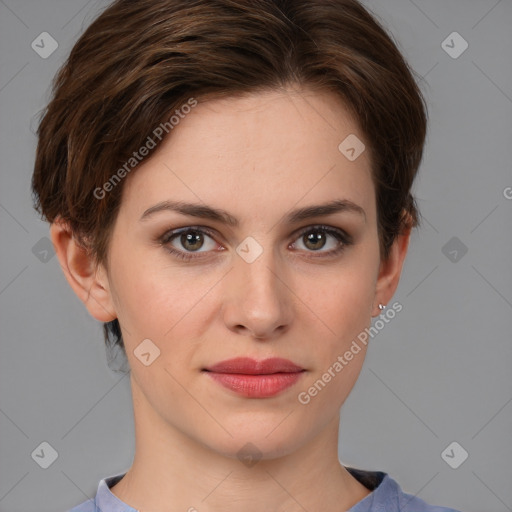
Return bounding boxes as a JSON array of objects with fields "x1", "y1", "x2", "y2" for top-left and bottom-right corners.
[{"x1": 110, "y1": 376, "x2": 371, "y2": 512}]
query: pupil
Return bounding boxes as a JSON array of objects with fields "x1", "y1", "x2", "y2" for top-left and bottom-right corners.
[
  {"x1": 183, "y1": 232, "x2": 203, "y2": 251},
  {"x1": 179, "y1": 230, "x2": 327, "y2": 252},
  {"x1": 305, "y1": 231, "x2": 325, "y2": 250}
]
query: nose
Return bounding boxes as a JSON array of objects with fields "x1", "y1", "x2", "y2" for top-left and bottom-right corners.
[{"x1": 222, "y1": 248, "x2": 294, "y2": 341}]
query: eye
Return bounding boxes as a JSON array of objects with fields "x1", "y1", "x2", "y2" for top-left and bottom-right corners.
[
  {"x1": 160, "y1": 226, "x2": 219, "y2": 260},
  {"x1": 158, "y1": 224, "x2": 352, "y2": 262},
  {"x1": 290, "y1": 225, "x2": 352, "y2": 256}
]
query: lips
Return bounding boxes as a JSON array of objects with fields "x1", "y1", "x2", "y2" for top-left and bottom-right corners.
[
  {"x1": 203, "y1": 357, "x2": 305, "y2": 398},
  {"x1": 204, "y1": 357, "x2": 304, "y2": 374}
]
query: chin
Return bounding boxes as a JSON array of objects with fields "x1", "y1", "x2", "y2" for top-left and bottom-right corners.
[
  {"x1": 211, "y1": 435, "x2": 300, "y2": 463},
  {"x1": 191, "y1": 413, "x2": 320, "y2": 463}
]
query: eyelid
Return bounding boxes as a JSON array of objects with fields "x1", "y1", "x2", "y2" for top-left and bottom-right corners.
[
  {"x1": 160, "y1": 225, "x2": 218, "y2": 244},
  {"x1": 158, "y1": 223, "x2": 352, "y2": 259},
  {"x1": 290, "y1": 224, "x2": 352, "y2": 253},
  {"x1": 159, "y1": 224, "x2": 350, "y2": 245},
  {"x1": 292, "y1": 224, "x2": 351, "y2": 240}
]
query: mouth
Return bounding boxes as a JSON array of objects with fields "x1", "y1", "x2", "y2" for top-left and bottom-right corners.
[
  {"x1": 204, "y1": 357, "x2": 304, "y2": 374},
  {"x1": 202, "y1": 357, "x2": 306, "y2": 398}
]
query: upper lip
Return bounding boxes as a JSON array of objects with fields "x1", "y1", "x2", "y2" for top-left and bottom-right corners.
[{"x1": 204, "y1": 357, "x2": 304, "y2": 374}]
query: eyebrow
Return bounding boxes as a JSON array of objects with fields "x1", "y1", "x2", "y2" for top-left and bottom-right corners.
[{"x1": 140, "y1": 198, "x2": 366, "y2": 226}]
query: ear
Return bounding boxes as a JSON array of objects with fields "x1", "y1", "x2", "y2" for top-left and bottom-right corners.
[
  {"x1": 49, "y1": 218, "x2": 117, "y2": 322},
  {"x1": 372, "y1": 215, "x2": 412, "y2": 317}
]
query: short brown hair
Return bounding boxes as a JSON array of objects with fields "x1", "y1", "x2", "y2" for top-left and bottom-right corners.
[{"x1": 32, "y1": 0, "x2": 427, "y2": 362}]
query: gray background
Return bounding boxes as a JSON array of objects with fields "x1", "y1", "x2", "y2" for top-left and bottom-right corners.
[{"x1": 0, "y1": 0, "x2": 511, "y2": 511}]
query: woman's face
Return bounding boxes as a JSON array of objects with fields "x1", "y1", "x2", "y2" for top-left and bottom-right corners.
[{"x1": 99, "y1": 87, "x2": 390, "y2": 458}]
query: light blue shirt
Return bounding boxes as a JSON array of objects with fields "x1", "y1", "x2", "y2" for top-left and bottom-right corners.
[{"x1": 68, "y1": 466, "x2": 462, "y2": 512}]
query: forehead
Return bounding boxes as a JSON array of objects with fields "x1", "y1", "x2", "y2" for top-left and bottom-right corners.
[{"x1": 120, "y1": 87, "x2": 375, "y2": 223}]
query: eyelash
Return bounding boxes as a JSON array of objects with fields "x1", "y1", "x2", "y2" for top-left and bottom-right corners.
[{"x1": 158, "y1": 225, "x2": 353, "y2": 261}]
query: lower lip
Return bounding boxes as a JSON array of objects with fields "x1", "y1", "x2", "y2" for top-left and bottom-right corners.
[{"x1": 205, "y1": 371, "x2": 304, "y2": 398}]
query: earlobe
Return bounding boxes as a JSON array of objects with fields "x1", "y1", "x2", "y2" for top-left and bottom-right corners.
[
  {"x1": 49, "y1": 218, "x2": 117, "y2": 323},
  {"x1": 372, "y1": 222, "x2": 412, "y2": 317}
]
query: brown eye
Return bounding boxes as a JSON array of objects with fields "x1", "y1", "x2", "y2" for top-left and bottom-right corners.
[
  {"x1": 303, "y1": 230, "x2": 328, "y2": 251},
  {"x1": 160, "y1": 227, "x2": 218, "y2": 260},
  {"x1": 179, "y1": 231, "x2": 205, "y2": 251},
  {"x1": 291, "y1": 226, "x2": 352, "y2": 256}
]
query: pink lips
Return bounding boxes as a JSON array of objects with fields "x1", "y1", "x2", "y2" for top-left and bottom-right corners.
[{"x1": 203, "y1": 357, "x2": 305, "y2": 398}]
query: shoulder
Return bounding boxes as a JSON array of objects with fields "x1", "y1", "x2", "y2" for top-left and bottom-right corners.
[
  {"x1": 67, "y1": 499, "x2": 98, "y2": 512},
  {"x1": 345, "y1": 466, "x2": 462, "y2": 512},
  {"x1": 394, "y1": 478, "x2": 462, "y2": 512},
  {"x1": 67, "y1": 473, "x2": 135, "y2": 512},
  {"x1": 387, "y1": 473, "x2": 462, "y2": 512}
]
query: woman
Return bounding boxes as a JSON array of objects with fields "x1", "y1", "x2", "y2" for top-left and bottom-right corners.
[{"x1": 32, "y1": 0, "x2": 462, "y2": 510}]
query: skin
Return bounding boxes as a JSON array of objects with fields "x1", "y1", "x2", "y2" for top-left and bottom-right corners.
[{"x1": 51, "y1": 85, "x2": 411, "y2": 512}]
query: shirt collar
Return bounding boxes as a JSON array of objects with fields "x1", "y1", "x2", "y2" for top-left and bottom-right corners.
[{"x1": 95, "y1": 467, "x2": 393, "y2": 512}]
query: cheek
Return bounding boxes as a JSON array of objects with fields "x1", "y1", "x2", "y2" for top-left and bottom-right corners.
[
  {"x1": 107, "y1": 246, "x2": 223, "y2": 365},
  {"x1": 106, "y1": 243, "x2": 163, "y2": 346},
  {"x1": 109, "y1": 218, "x2": 379, "y2": 348},
  {"x1": 294, "y1": 275, "x2": 372, "y2": 419},
  {"x1": 295, "y1": 256, "x2": 378, "y2": 341},
  {"x1": 291, "y1": 248, "x2": 378, "y2": 402}
]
